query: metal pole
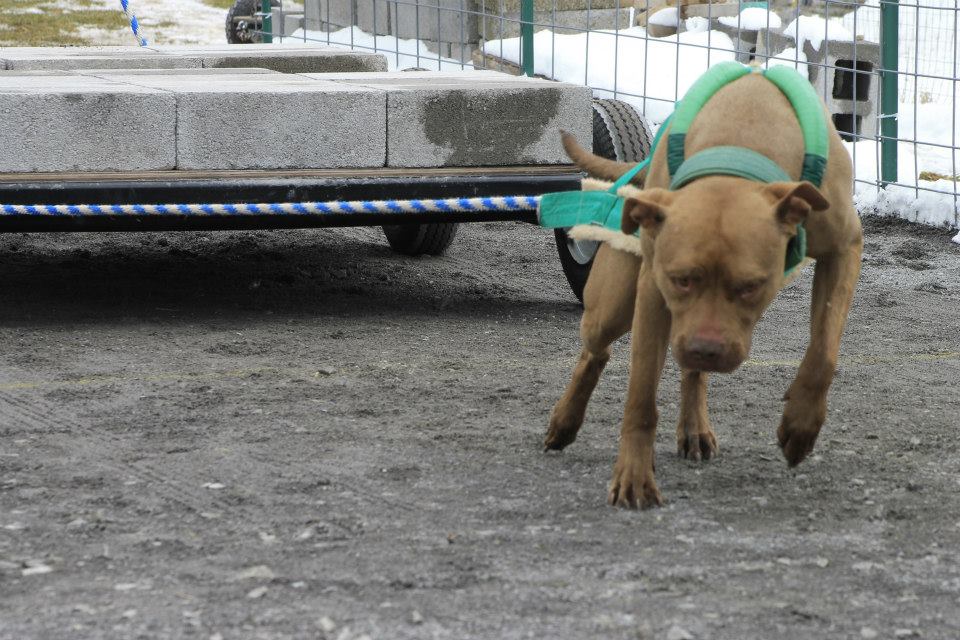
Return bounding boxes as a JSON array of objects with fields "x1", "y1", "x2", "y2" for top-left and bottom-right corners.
[
  {"x1": 880, "y1": 0, "x2": 898, "y2": 185},
  {"x1": 521, "y1": 0, "x2": 534, "y2": 76},
  {"x1": 261, "y1": 0, "x2": 273, "y2": 43}
]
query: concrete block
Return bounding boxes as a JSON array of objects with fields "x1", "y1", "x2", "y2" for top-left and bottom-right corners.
[
  {"x1": 307, "y1": 71, "x2": 591, "y2": 167},
  {"x1": 75, "y1": 67, "x2": 280, "y2": 78},
  {"x1": 713, "y1": 22, "x2": 761, "y2": 63},
  {"x1": 812, "y1": 39, "x2": 881, "y2": 141},
  {"x1": 154, "y1": 44, "x2": 389, "y2": 73},
  {"x1": 755, "y1": 28, "x2": 796, "y2": 65},
  {"x1": 308, "y1": 0, "x2": 357, "y2": 31},
  {"x1": 271, "y1": 8, "x2": 306, "y2": 37},
  {"x1": 0, "y1": 46, "x2": 200, "y2": 71},
  {"x1": 480, "y1": 7, "x2": 633, "y2": 40},
  {"x1": 0, "y1": 74, "x2": 176, "y2": 172},
  {"x1": 0, "y1": 44, "x2": 388, "y2": 74},
  {"x1": 356, "y1": 0, "x2": 391, "y2": 36},
  {"x1": 137, "y1": 76, "x2": 386, "y2": 170},
  {"x1": 390, "y1": 0, "x2": 479, "y2": 45}
]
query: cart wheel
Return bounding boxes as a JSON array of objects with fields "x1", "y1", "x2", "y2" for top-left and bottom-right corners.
[
  {"x1": 225, "y1": 0, "x2": 279, "y2": 44},
  {"x1": 555, "y1": 99, "x2": 654, "y2": 302},
  {"x1": 382, "y1": 223, "x2": 459, "y2": 256}
]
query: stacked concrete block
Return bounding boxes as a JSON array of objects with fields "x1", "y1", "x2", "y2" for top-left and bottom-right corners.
[
  {"x1": 0, "y1": 72, "x2": 176, "y2": 173},
  {"x1": 807, "y1": 38, "x2": 880, "y2": 141},
  {"x1": 307, "y1": 70, "x2": 592, "y2": 167},
  {"x1": 270, "y1": 7, "x2": 307, "y2": 37},
  {"x1": 0, "y1": 46, "x2": 200, "y2": 71},
  {"x1": 307, "y1": 0, "x2": 359, "y2": 31},
  {"x1": 713, "y1": 21, "x2": 763, "y2": 63},
  {"x1": 306, "y1": 0, "x2": 635, "y2": 63},
  {"x1": 389, "y1": 0, "x2": 478, "y2": 45},
  {"x1": 479, "y1": 7, "x2": 634, "y2": 40},
  {"x1": 78, "y1": 70, "x2": 387, "y2": 170},
  {"x1": 0, "y1": 64, "x2": 589, "y2": 173},
  {"x1": 755, "y1": 27, "x2": 795, "y2": 64},
  {"x1": 0, "y1": 44, "x2": 387, "y2": 73}
]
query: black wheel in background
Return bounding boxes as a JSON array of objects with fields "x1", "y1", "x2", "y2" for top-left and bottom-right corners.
[
  {"x1": 382, "y1": 223, "x2": 459, "y2": 256},
  {"x1": 225, "y1": 0, "x2": 279, "y2": 44},
  {"x1": 555, "y1": 98, "x2": 654, "y2": 302}
]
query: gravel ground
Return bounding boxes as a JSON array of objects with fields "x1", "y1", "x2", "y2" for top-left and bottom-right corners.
[{"x1": 0, "y1": 217, "x2": 958, "y2": 640}]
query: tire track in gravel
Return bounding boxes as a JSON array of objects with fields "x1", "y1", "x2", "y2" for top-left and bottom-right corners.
[
  {"x1": 0, "y1": 389, "x2": 219, "y2": 513},
  {"x1": 0, "y1": 388, "x2": 421, "y2": 517}
]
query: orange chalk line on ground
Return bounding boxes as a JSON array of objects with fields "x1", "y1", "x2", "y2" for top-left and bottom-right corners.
[{"x1": 0, "y1": 351, "x2": 958, "y2": 391}]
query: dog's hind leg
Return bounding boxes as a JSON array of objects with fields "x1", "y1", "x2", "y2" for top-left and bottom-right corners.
[
  {"x1": 545, "y1": 245, "x2": 639, "y2": 451},
  {"x1": 778, "y1": 232, "x2": 863, "y2": 466},
  {"x1": 676, "y1": 369, "x2": 718, "y2": 461}
]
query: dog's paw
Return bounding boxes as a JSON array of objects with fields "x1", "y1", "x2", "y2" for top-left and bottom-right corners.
[
  {"x1": 544, "y1": 414, "x2": 580, "y2": 451},
  {"x1": 607, "y1": 456, "x2": 662, "y2": 509},
  {"x1": 778, "y1": 390, "x2": 827, "y2": 467},
  {"x1": 677, "y1": 430, "x2": 718, "y2": 462}
]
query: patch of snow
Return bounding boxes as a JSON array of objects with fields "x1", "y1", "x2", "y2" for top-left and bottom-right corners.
[
  {"x1": 767, "y1": 46, "x2": 808, "y2": 78},
  {"x1": 648, "y1": 8, "x2": 679, "y2": 28},
  {"x1": 484, "y1": 27, "x2": 735, "y2": 123},
  {"x1": 684, "y1": 17, "x2": 710, "y2": 34},
  {"x1": 843, "y1": 0, "x2": 959, "y2": 104},
  {"x1": 782, "y1": 15, "x2": 854, "y2": 51},
  {"x1": 847, "y1": 97, "x2": 960, "y2": 228},
  {"x1": 718, "y1": 8, "x2": 782, "y2": 31},
  {"x1": 282, "y1": 26, "x2": 464, "y2": 71},
  {"x1": 80, "y1": 0, "x2": 225, "y2": 46}
]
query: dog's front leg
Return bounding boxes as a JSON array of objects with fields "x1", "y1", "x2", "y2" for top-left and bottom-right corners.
[
  {"x1": 778, "y1": 239, "x2": 862, "y2": 466},
  {"x1": 608, "y1": 266, "x2": 670, "y2": 508},
  {"x1": 677, "y1": 370, "x2": 717, "y2": 461}
]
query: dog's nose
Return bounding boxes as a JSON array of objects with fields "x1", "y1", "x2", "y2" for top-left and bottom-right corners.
[{"x1": 686, "y1": 336, "x2": 726, "y2": 362}]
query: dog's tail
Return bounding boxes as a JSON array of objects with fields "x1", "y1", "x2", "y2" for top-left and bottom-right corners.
[{"x1": 561, "y1": 130, "x2": 646, "y2": 186}]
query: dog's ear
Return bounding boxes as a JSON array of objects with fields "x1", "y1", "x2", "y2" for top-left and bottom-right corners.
[
  {"x1": 618, "y1": 186, "x2": 672, "y2": 236},
  {"x1": 762, "y1": 182, "x2": 831, "y2": 232}
]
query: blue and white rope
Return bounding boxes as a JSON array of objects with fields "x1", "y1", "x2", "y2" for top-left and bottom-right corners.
[
  {"x1": 119, "y1": 0, "x2": 148, "y2": 47},
  {"x1": 0, "y1": 195, "x2": 542, "y2": 217}
]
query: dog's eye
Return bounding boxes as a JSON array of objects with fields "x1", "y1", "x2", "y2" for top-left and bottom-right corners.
[
  {"x1": 672, "y1": 276, "x2": 693, "y2": 292},
  {"x1": 737, "y1": 282, "x2": 763, "y2": 298}
]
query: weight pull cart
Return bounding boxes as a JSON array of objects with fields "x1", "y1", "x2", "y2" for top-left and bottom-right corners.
[{"x1": 0, "y1": 99, "x2": 649, "y2": 302}]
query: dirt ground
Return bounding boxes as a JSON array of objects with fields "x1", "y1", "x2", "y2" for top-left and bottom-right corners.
[{"x1": 0, "y1": 216, "x2": 958, "y2": 640}]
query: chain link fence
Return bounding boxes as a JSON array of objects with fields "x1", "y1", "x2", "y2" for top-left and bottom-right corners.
[{"x1": 255, "y1": 0, "x2": 958, "y2": 228}]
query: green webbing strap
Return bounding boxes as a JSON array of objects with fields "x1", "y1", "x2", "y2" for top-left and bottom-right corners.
[
  {"x1": 537, "y1": 189, "x2": 624, "y2": 230},
  {"x1": 667, "y1": 61, "x2": 751, "y2": 176},
  {"x1": 669, "y1": 146, "x2": 791, "y2": 190},
  {"x1": 761, "y1": 65, "x2": 830, "y2": 187},
  {"x1": 664, "y1": 62, "x2": 829, "y2": 187}
]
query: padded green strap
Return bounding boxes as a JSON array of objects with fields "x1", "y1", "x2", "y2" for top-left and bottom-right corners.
[
  {"x1": 669, "y1": 146, "x2": 791, "y2": 190},
  {"x1": 538, "y1": 190, "x2": 625, "y2": 231},
  {"x1": 667, "y1": 61, "x2": 751, "y2": 176},
  {"x1": 761, "y1": 65, "x2": 830, "y2": 187}
]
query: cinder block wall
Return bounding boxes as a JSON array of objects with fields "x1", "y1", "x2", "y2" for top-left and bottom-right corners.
[{"x1": 306, "y1": 0, "x2": 635, "y2": 61}]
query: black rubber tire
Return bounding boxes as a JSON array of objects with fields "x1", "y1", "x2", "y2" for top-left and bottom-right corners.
[
  {"x1": 225, "y1": 0, "x2": 279, "y2": 44},
  {"x1": 555, "y1": 99, "x2": 654, "y2": 302},
  {"x1": 591, "y1": 98, "x2": 654, "y2": 166},
  {"x1": 382, "y1": 223, "x2": 459, "y2": 256}
]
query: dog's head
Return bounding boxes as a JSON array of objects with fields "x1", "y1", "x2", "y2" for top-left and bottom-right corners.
[{"x1": 620, "y1": 177, "x2": 829, "y2": 372}]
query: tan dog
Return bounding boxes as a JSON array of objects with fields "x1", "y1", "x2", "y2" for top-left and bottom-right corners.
[{"x1": 546, "y1": 73, "x2": 863, "y2": 508}]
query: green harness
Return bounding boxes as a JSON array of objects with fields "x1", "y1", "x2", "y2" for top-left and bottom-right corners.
[{"x1": 538, "y1": 61, "x2": 830, "y2": 276}]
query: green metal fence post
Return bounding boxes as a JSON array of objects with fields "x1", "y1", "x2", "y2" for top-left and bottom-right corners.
[
  {"x1": 261, "y1": 0, "x2": 273, "y2": 43},
  {"x1": 879, "y1": 0, "x2": 898, "y2": 185},
  {"x1": 521, "y1": 0, "x2": 534, "y2": 77}
]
